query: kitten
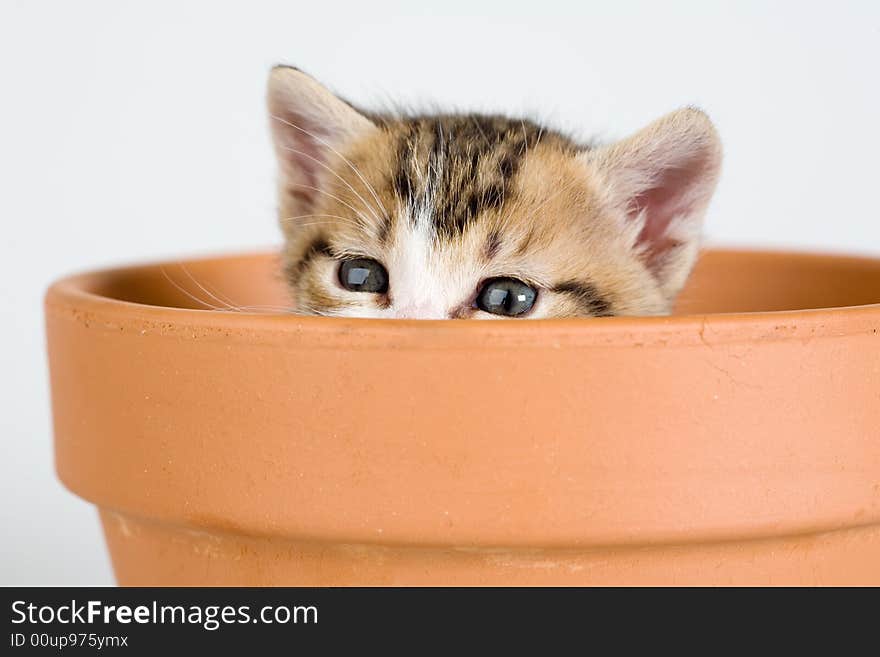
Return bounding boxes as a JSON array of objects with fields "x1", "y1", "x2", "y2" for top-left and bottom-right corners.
[{"x1": 268, "y1": 65, "x2": 721, "y2": 319}]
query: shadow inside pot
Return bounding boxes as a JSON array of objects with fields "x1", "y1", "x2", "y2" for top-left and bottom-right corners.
[{"x1": 85, "y1": 249, "x2": 880, "y2": 317}]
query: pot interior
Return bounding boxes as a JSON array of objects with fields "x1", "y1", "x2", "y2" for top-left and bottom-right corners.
[{"x1": 84, "y1": 249, "x2": 880, "y2": 316}]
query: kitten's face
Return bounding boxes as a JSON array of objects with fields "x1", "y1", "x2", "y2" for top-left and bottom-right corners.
[{"x1": 269, "y1": 67, "x2": 721, "y2": 319}]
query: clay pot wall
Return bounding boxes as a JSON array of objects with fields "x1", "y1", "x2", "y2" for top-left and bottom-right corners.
[{"x1": 45, "y1": 250, "x2": 880, "y2": 584}]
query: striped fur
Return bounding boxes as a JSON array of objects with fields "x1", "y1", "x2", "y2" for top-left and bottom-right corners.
[{"x1": 268, "y1": 66, "x2": 722, "y2": 319}]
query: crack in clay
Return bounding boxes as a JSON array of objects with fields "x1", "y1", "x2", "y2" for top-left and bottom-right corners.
[{"x1": 699, "y1": 317, "x2": 762, "y2": 390}]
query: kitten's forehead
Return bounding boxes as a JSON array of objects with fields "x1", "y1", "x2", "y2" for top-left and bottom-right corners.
[
  {"x1": 323, "y1": 114, "x2": 590, "y2": 271},
  {"x1": 382, "y1": 115, "x2": 580, "y2": 243},
  {"x1": 306, "y1": 114, "x2": 626, "y2": 316}
]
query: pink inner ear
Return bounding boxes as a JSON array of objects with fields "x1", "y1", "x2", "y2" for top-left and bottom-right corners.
[
  {"x1": 272, "y1": 106, "x2": 340, "y2": 207},
  {"x1": 632, "y1": 153, "x2": 710, "y2": 270},
  {"x1": 274, "y1": 111, "x2": 332, "y2": 207},
  {"x1": 289, "y1": 132, "x2": 325, "y2": 203}
]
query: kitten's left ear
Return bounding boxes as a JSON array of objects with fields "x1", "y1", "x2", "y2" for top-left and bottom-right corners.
[
  {"x1": 584, "y1": 108, "x2": 722, "y2": 302},
  {"x1": 268, "y1": 65, "x2": 378, "y2": 215}
]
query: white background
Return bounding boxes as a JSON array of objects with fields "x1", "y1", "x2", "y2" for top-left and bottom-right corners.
[{"x1": 1, "y1": 1, "x2": 878, "y2": 584}]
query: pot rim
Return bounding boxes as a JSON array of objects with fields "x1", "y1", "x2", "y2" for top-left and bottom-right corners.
[{"x1": 45, "y1": 248, "x2": 880, "y2": 349}]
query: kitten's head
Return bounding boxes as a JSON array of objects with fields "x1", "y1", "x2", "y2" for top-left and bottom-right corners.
[{"x1": 268, "y1": 66, "x2": 721, "y2": 319}]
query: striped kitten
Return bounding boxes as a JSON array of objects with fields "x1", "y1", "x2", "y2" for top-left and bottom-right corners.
[{"x1": 268, "y1": 66, "x2": 721, "y2": 319}]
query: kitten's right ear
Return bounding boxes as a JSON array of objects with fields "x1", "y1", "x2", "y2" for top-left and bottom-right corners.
[{"x1": 268, "y1": 66, "x2": 377, "y2": 214}]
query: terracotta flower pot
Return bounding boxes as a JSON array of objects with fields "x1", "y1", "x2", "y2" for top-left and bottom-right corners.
[{"x1": 45, "y1": 249, "x2": 880, "y2": 585}]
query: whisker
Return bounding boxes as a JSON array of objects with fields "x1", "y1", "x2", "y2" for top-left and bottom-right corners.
[
  {"x1": 228, "y1": 304, "x2": 297, "y2": 313},
  {"x1": 161, "y1": 267, "x2": 231, "y2": 311},
  {"x1": 161, "y1": 267, "x2": 295, "y2": 315},
  {"x1": 289, "y1": 183, "x2": 379, "y2": 237},
  {"x1": 279, "y1": 213, "x2": 364, "y2": 230},
  {"x1": 271, "y1": 114, "x2": 392, "y2": 224},
  {"x1": 287, "y1": 303, "x2": 334, "y2": 317},
  {"x1": 281, "y1": 213, "x2": 366, "y2": 223},
  {"x1": 290, "y1": 222, "x2": 359, "y2": 231},
  {"x1": 178, "y1": 263, "x2": 244, "y2": 311},
  {"x1": 280, "y1": 145, "x2": 384, "y2": 225}
]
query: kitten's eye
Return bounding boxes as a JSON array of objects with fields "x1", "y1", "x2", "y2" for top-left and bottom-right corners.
[
  {"x1": 476, "y1": 278, "x2": 537, "y2": 317},
  {"x1": 338, "y1": 258, "x2": 389, "y2": 293}
]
